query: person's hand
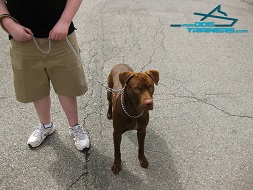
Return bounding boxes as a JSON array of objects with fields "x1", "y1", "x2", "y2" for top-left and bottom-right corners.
[
  {"x1": 49, "y1": 20, "x2": 69, "y2": 41},
  {"x1": 2, "y1": 17, "x2": 33, "y2": 42}
]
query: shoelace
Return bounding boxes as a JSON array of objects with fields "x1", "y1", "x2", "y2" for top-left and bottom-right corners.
[
  {"x1": 72, "y1": 126, "x2": 87, "y2": 140},
  {"x1": 32, "y1": 125, "x2": 46, "y2": 137}
]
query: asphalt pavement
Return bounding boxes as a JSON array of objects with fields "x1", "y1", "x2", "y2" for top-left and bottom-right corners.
[{"x1": 0, "y1": 0, "x2": 253, "y2": 189}]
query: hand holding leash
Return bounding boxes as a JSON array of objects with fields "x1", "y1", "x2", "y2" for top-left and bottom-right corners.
[{"x1": 0, "y1": 14, "x2": 33, "y2": 42}]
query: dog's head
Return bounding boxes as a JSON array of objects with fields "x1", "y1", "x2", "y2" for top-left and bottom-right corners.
[{"x1": 119, "y1": 70, "x2": 159, "y2": 111}]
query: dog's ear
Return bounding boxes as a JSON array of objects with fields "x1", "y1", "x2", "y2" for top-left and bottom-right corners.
[
  {"x1": 145, "y1": 70, "x2": 159, "y2": 85},
  {"x1": 119, "y1": 72, "x2": 134, "y2": 87}
]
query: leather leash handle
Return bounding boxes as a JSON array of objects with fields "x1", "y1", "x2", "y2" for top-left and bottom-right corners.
[{"x1": 0, "y1": 14, "x2": 19, "y2": 33}]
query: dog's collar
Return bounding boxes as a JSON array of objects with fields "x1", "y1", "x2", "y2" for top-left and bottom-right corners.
[
  {"x1": 120, "y1": 88, "x2": 144, "y2": 119},
  {"x1": 101, "y1": 82, "x2": 144, "y2": 118}
]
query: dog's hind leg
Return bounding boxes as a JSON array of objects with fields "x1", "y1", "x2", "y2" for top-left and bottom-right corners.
[{"x1": 107, "y1": 73, "x2": 113, "y2": 120}]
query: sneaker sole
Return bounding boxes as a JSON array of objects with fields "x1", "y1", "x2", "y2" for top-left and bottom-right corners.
[
  {"x1": 75, "y1": 142, "x2": 91, "y2": 151},
  {"x1": 78, "y1": 143, "x2": 91, "y2": 151},
  {"x1": 27, "y1": 129, "x2": 56, "y2": 148}
]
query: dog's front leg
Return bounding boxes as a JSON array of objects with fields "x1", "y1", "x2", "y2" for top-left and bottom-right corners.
[
  {"x1": 112, "y1": 131, "x2": 122, "y2": 174},
  {"x1": 137, "y1": 128, "x2": 149, "y2": 168}
]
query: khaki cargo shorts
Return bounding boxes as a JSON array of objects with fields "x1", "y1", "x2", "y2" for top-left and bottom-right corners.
[{"x1": 10, "y1": 32, "x2": 88, "y2": 103}]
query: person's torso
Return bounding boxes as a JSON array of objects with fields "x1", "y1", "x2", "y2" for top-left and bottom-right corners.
[{"x1": 6, "y1": 0, "x2": 75, "y2": 38}]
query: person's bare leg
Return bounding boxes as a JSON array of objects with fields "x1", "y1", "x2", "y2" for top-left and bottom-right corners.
[
  {"x1": 59, "y1": 95, "x2": 90, "y2": 150},
  {"x1": 33, "y1": 95, "x2": 51, "y2": 124},
  {"x1": 58, "y1": 95, "x2": 78, "y2": 127},
  {"x1": 28, "y1": 95, "x2": 54, "y2": 148}
]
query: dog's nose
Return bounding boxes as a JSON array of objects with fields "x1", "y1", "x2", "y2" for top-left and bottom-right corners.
[{"x1": 144, "y1": 99, "x2": 153, "y2": 107}]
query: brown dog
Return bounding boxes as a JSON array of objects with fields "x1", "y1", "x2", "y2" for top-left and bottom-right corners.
[{"x1": 107, "y1": 63, "x2": 159, "y2": 174}]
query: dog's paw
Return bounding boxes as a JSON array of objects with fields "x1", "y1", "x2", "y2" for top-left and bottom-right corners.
[
  {"x1": 107, "y1": 112, "x2": 112, "y2": 120},
  {"x1": 139, "y1": 157, "x2": 149, "y2": 168},
  {"x1": 111, "y1": 162, "x2": 121, "y2": 174}
]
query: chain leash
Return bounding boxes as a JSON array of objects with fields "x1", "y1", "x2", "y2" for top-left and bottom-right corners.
[
  {"x1": 32, "y1": 36, "x2": 51, "y2": 54},
  {"x1": 65, "y1": 37, "x2": 84, "y2": 65},
  {"x1": 33, "y1": 36, "x2": 85, "y2": 66}
]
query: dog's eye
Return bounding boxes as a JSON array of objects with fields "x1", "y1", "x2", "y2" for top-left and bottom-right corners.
[
  {"x1": 134, "y1": 86, "x2": 142, "y2": 92},
  {"x1": 148, "y1": 87, "x2": 154, "y2": 92}
]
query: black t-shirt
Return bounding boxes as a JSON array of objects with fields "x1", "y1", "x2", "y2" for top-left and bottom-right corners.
[{"x1": 6, "y1": 0, "x2": 76, "y2": 38}]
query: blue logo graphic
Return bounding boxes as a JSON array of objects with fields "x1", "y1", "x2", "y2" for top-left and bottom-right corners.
[{"x1": 170, "y1": 5, "x2": 248, "y2": 33}]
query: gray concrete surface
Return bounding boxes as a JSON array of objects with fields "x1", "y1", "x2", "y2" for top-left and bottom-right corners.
[{"x1": 1, "y1": 0, "x2": 253, "y2": 189}]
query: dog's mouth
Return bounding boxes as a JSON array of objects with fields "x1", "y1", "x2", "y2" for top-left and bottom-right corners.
[{"x1": 145, "y1": 105, "x2": 153, "y2": 111}]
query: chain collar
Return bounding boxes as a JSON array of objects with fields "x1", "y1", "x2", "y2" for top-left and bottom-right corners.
[{"x1": 120, "y1": 88, "x2": 144, "y2": 119}]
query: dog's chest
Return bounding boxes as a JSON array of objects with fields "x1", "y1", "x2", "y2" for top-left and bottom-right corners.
[
  {"x1": 125, "y1": 122, "x2": 139, "y2": 130},
  {"x1": 124, "y1": 119, "x2": 146, "y2": 131}
]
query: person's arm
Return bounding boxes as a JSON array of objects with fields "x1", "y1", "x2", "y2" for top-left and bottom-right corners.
[
  {"x1": 0, "y1": 0, "x2": 33, "y2": 41},
  {"x1": 50, "y1": 0, "x2": 83, "y2": 41},
  {"x1": 0, "y1": 0, "x2": 9, "y2": 13},
  {"x1": 0, "y1": 0, "x2": 14, "y2": 32}
]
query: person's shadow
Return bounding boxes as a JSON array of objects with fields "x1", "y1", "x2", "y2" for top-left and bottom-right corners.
[
  {"x1": 44, "y1": 131, "x2": 90, "y2": 189},
  {"x1": 46, "y1": 130, "x2": 147, "y2": 189}
]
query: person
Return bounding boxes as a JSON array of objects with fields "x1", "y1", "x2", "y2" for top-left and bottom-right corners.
[{"x1": 0, "y1": 0, "x2": 90, "y2": 150}]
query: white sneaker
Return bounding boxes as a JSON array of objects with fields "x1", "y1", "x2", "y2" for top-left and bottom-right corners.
[
  {"x1": 27, "y1": 123, "x2": 55, "y2": 148},
  {"x1": 69, "y1": 124, "x2": 90, "y2": 150}
]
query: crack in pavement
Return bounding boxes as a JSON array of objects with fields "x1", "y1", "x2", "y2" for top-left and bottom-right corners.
[
  {"x1": 160, "y1": 83, "x2": 253, "y2": 119},
  {"x1": 241, "y1": 0, "x2": 253, "y2": 5},
  {"x1": 175, "y1": 95, "x2": 253, "y2": 119},
  {"x1": 66, "y1": 151, "x2": 90, "y2": 190}
]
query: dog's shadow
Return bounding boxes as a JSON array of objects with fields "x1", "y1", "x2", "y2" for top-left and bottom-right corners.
[
  {"x1": 86, "y1": 121, "x2": 184, "y2": 190},
  {"x1": 124, "y1": 126, "x2": 184, "y2": 190}
]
